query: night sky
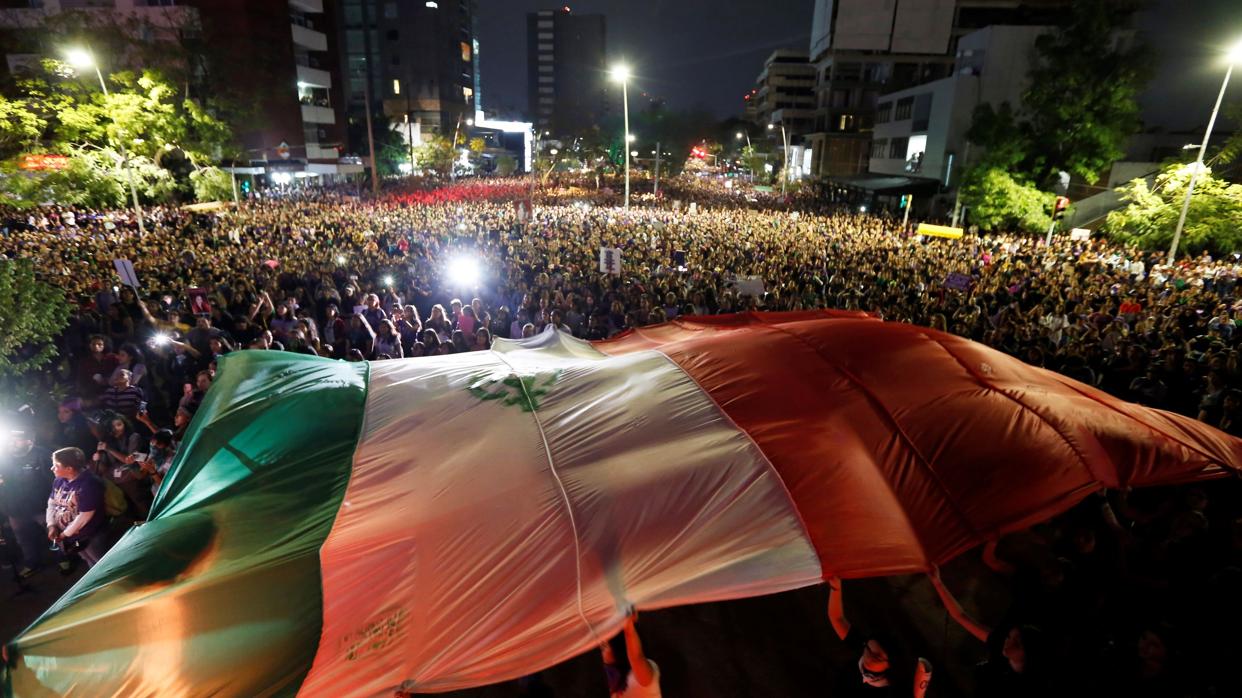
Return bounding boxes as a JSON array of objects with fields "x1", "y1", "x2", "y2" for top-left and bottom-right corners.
[{"x1": 476, "y1": 0, "x2": 1241, "y2": 131}]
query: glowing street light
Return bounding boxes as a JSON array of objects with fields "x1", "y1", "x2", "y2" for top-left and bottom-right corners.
[
  {"x1": 1168, "y1": 37, "x2": 1242, "y2": 264},
  {"x1": 610, "y1": 63, "x2": 632, "y2": 209},
  {"x1": 63, "y1": 46, "x2": 145, "y2": 237}
]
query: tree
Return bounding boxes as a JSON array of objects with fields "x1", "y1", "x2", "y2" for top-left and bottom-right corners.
[
  {"x1": 0, "y1": 95, "x2": 46, "y2": 161},
  {"x1": 1106, "y1": 163, "x2": 1242, "y2": 256},
  {"x1": 495, "y1": 154, "x2": 517, "y2": 177},
  {"x1": 0, "y1": 146, "x2": 125, "y2": 209},
  {"x1": 740, "y1": 145, "x2": 770, "y2": 182},
  {"x1": 960, "y1": 167, "x2": 1053, "y2": 233},
  {"x1": 190, "y1": 166, "x2": 234, "y2": 202},
  {"x1": 0, "y1": 66, "x2": 232, "y2": 207},
  {"x1": 0, "y1": 259, "x2": 70, "y2": 379},
  {"x1": 415, "y1": 134, "x2": 455, "y2": 177},
  {"x1": 964, "y1": 0, "x2": 1148, "y2": 187}
]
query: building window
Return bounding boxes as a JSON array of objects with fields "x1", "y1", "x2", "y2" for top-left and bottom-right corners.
[
  {"x1": 889, "y1": 137, "x2": 908, "y2": 159},
  {"x1": 834, "y1": 62, "x2": 862, "y2": 81},
  {"x1": 838, "y1": 114, "x2": 855, "y2": 131},
  {"x1": 463, "y1": 86, "x2": 473, "y2": 102},
  {"x1": 461, "y1": 41, "x2": 472, "y2": 62},
  {"x1": 537, "y1": 32, "x2": 553, "y2": 40},
  {"x1": 538, "y1": 75, "x2": 554, "y2": 84},
  {"x1": 871, "y1": 139, "x2": 889, "y2": 159},
  {"x1": 538, "y1": 43, "x2": 553, "y2": 52},
  {"x1": 894, "y1": 97, "x2": 913, "y2": 120},
  {"x1": 876, "y1": 102, "x2": 892, "y2": 124},
  {"x1": 830, "y1": 89, "x2": 850, "y2": 109},
  {"x1": 425, "y1": 1, "x2": 438, "y2": 8},
  {"x1": 538, "y1": 65, "x2": 553, "y2": 73},
  {"x1": 392, "y1": 79, "x2": 400, "y2": 95}
]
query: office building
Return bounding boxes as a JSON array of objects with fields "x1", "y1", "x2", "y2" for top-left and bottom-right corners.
[
  {"x1": 868, "y1": 25, "x2": 1048, "y2": 186},
  {"x1": 337, "y1": 0, "x2": 478, "y2": 146},
  {"x1": 805, "y1": 0, "x2": 1068, "y2": 179},
  {"x1": 748, "y1": 50, "x2": 815, "y2": 136},
  {"x1": 526, "y1": 7, "x2": 606, "y2": 136}
]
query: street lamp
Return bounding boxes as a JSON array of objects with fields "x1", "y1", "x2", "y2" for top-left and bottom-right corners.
[
  {"x1": 610, "y1": 63, "x2": 632, "y2": 209},
  {"x1": 770, "y1": 121, "x2": 789, "y2": 195},
  {"x1": 1168, "y1": 38, "x2": 1242, "y2": 264},
  {"x1": 64, "y1": 46, "x2": 146, "y2": 237},
  {"x1": 735, "y1": 131, "x2": 751, "y2": 148}
]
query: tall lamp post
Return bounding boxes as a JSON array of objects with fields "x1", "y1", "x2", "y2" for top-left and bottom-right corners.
[
  {"x1": 65, "y1": 47, "x2": 146, "y2": 236},
  {"x1": 1168, "y1": 39, "x2": 1242, "y2": 265},
  {"x1": 610, "y1": 63, "x2": 632, "y2": 209},
  {"x1": 768, "y1": 122, "x2": 789, "y2": 195}
]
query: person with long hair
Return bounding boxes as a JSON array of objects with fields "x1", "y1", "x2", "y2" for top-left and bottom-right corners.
[{"x1": 374, "y1": 319, "x2": 404, "y2": 359}]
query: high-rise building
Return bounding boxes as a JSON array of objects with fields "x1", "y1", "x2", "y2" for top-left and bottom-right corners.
[
  {"x1": 526, "y1": 7, "x2": 606, "y2": 136},
  {"x1": 805, "y1": 0, "x2": 1068, "y2": 179},
  {"x1": 336, "y1": 0, "x2": 478, "y2": 148},
  {"x1": 747, "y1": 49, "x2": 816, "y2": 135}
]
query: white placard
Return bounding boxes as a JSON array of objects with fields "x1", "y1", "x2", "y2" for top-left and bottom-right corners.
[
  {"x1": 1070, "y1": 228, "x2": 1091, "y2": 241},
  {"x1": 112, "y1": 258, "x2": 141, "y2": 289},
  {"x1": 598, "y1": 247, "x2": 622, "y2": 275}
]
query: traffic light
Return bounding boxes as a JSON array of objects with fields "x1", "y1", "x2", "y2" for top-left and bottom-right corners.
[
  {"x1": 1053, "y1": 195, "x2": 1070, "y2": 221},
  {"x1": 899, "y1": 194, "x2": 911, "y2": 209},
  {"x1": 241, "y1": 179, "x2": 252, "y2": 194}
]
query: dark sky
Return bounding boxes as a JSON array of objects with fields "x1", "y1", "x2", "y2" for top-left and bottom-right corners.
[{"x1": 477, "y1": 0, "x2": 1241, "y2": 130}]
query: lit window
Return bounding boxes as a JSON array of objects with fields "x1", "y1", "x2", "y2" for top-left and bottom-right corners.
[
  {"x1": 392, "y1": 79, "x2": 401, "y2": 95},
  {"x1": 463, "y1": 86, "x2": 473, "y2": 101},
  {"x1": 425, "y1": 1, "x2": 438, "y2": 7},
  {"x1": 461, "y1": 41, "x2": 471, "y2": 62}
]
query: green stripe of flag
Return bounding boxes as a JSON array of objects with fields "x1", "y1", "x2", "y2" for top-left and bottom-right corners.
[{"x1": 4, "y1": 351, "x2": 369, "y2": 698}]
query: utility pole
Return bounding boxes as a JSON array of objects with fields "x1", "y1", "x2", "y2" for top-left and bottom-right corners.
[
  {"x1": 902, "y1": 194, "x2": 912, "y2": 231},
  {"x1": 362, "y1": 68, "x2": 379, "y2": 196},
  {"x1": 405, "y1": 83, "x2": 414, "y2": 172},
  {"x1": 653, "y1": 141, "x2": 661, "y2": 196}
]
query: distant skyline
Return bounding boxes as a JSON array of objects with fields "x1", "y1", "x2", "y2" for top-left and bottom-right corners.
[{"x1": 477, "y1": 0, "x2": 1240, "y2": 132}]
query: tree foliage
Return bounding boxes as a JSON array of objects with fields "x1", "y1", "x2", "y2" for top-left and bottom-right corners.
[
  {"x1": 1106, "y1": 163, "x2": 1242, "y2": 257},
  {"x1": 0, "y1": 259, "x2": 70, "y2": 379},
  {"x1": 190, "y1": 166, "x2": 234, "y2": 202},
  {"x1": 495, "y1": 154, "x2": 518, "y2": 177},
  {"x1": 965, "y1": 0, "x2": 1148, "y2": 185},
  {"x1": 0, "y1": 66, "x2": 231, "y2": 207},
  {"x1": 416, "y1": 134, "x2": 455, "y2": 177},
  {"x1": 960, "y1": 167, "x2": 1053, "y2": 233}
]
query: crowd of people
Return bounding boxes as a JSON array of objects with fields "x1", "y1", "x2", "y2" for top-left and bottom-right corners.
[{"x1": 2, "y1": 176, "x2": 1242, "y2": 696}]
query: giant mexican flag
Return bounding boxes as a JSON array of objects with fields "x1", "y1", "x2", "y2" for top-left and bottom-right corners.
[{"x1": 5, "y1": 311, "x2": 1239, "y2": 696}]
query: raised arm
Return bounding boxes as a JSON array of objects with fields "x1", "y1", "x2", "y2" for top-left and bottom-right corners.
[
  {"x1": 827, "y1": 576, "x2": 851, "y2": 640},
  {"x1": 928, "y1": 568, "x2": 990, "y2": 643},
  {"x1": 623, "y1": 613, "x2": 655, "y2": 687}
]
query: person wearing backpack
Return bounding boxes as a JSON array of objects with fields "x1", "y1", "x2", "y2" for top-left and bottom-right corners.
[{"x1": 46, "y1": 447, "x2": 115, "y2": 570}]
